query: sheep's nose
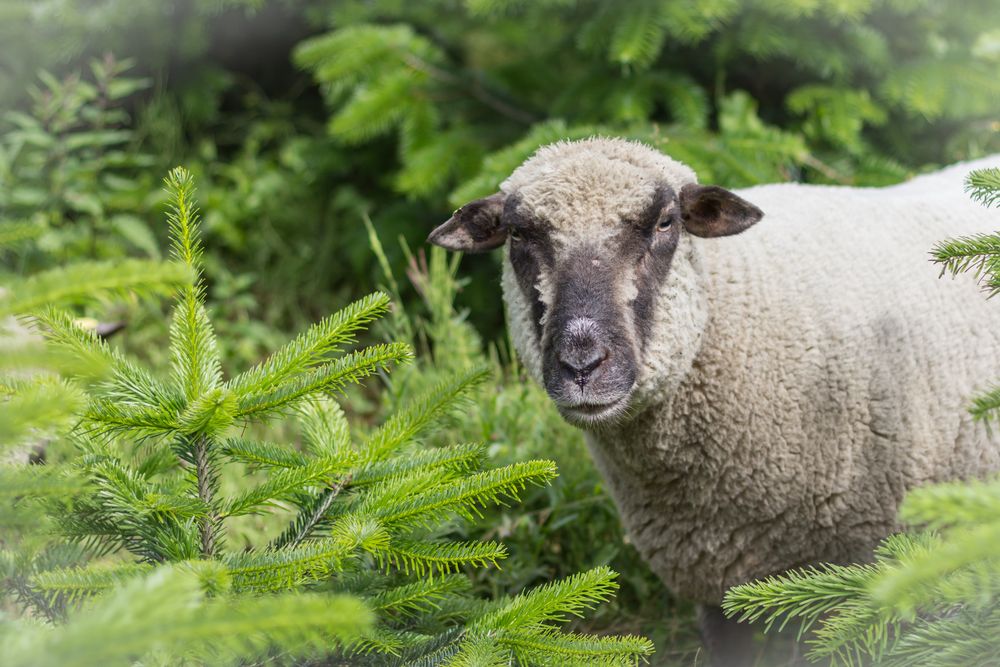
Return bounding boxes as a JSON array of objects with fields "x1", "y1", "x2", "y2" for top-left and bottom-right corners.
[{"x1": 559, "y1": 345, "x2": 610, "y2": 387}]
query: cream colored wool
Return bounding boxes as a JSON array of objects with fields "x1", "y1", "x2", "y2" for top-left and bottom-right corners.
[{"x1": 499, "y1": 138, "x2": 1000, "y2": 604}]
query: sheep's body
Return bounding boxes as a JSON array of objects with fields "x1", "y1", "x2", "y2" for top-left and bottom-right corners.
[
  {"x1": 494, "y1": 146, "x2": 1000, "y2": 605},
  {"x1": 578, "y1": 158, "x2": 1000, "y2": 604}
]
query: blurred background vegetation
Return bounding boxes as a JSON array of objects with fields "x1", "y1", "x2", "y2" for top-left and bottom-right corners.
[{"x1": 1, "y1": 1, "x2": 999, "y2": 664}]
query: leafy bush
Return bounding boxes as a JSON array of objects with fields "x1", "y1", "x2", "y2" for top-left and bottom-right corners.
[
  {"x1": 722, "y1": 168, "x2": 1000, "y2": 666},
  {"x1": 298, "y1": 0, "x2": 1000, "y2": 206},
  {"x1": 0, "y1": 55, "x2": 155, "y2": 267},
  {"x1": 1, "y1": 169, "x2": 654, "y2": 666}
]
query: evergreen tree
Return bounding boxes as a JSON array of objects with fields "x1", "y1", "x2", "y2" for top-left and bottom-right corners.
[
  {"x1": 722, "y1": 169, "x2": 1000, "y2": 666},
  {"x1": 1, "y1": 168, "x2": 653, "y2": 666}
]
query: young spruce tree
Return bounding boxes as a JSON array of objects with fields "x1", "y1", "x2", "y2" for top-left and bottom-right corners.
[
  {"x1": 1, "y1": 168, "x2": 653, "y2": 666},
  {"x1": 722, "y1": 168, "x2": 1000, "y2": 666}
]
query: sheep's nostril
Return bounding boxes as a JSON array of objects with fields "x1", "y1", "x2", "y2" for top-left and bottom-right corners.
[{"x1": 559, "y1": 347, "x2": 610, "y2": 387}]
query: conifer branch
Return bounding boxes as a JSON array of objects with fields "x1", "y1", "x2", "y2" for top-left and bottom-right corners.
[
  {"x1": 352, "y1": 441, "x2": 485, "y2": 487},
  {"x1": 361, "y1": 367, "x2": 489, "y2": 461},
  {"x1": 0, "y1": 259, "x2": 192, "y2": 318},
  {"x1": 234, "y1": 343, "x2": 412, "y2": 420},
  {"x1": 474, "y1": 566, "x2": 621, "y2": 631},
  {"x1": 280, "y1": 474, "x2": 352, "y2": 549},
  {"x1": 297, "y1": 395, "x2": 353, "y2": 458},
  {"x1": 0, "y1": 221, "x2": 43, "y2": 249},
  {"x1": 969, "y1": 384, "x2": 1000, "y2": 422},
  {"x1": 966, "y1": 168, "x2": 1000, "y2": 208},
  {"x1": 222, "y1": 459, "x2": 347, "y2": 518},
  {"x1": 221, "y1": 438, "x2": 310, "y2": 469},
  {"x1": 369, "y1": 575, "x2": 470, "y2": 617},
  {"x1": 3, "y1": 566, "x2": 373, "y2": 667},
  {"x1": 194, "y1": 437, "x2": 218, "y2": 558},
  {"x1": 226, "y1": 292, "x2": 394, "y2": 398},
  {"x1": 369, "y1": 460, "x2": 558, "y2": 530},
  {"x1": 1, "y1": 165, "x2": 644, "y2": 666},
  {"x1": 377, "y1": 538, "x2": 507, "y2": 577},
  {"x1": 225, "y1": 538, "x2": 360, "y2": 593},
  {"x1": 0, "y1": 378, "x2": 85, "y2": 447},
  {"x1": 30, "y1": 562, "x2": 152, "y2": 606},
  {"x1": 501, "y1": 629, "x2": 655, "y2": 666}
]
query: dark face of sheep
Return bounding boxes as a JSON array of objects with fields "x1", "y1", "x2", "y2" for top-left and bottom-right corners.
[{"x1": 428, "y1": 179, "x2": 762, "y2": 426}]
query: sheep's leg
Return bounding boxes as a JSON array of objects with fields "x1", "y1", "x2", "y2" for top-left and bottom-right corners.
[{"x1": 697, "y1": 604, "x2": 755, "y2": 667}]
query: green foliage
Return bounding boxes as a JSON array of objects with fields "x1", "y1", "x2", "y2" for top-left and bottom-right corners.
[
  {"x1": 723, "y1": 172, "x2": 1000, "y2": 665},
  {"x1": 932, "y1": 169, "x2": 1000, "y2": 419},
  {"x1": 1, "y1": 170, "x2": 653, "y2": 666},
  {"x1": 0, "y1": 259, "x2": 191, "y2": 318},
  {"x1": 0, "y1": 55, "x2": 156, "y2": 269},
  {"x1": 298, "y1": 0, "x2": 1000, "y2": 208},
  {"x1": 366, "y1": 229, "x2": 696, "y2": 660},
  {"x1": 3, "y1": 3, "x2": 999, "y2": 664},
  {"x1": 6, "y1": 0, "x2": 999, "y2": 353},
  {"x1": 723, "y1": 486, "x2": 1000, "y2": 666},
  {"x1": 2, "y1": 564, "x2": 373, "y2": 667},
  {"x1": 967, "y1": 167, "x2": 1000, "y2": 208}
]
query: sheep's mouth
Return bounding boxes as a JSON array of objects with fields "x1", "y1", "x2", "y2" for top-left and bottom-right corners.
[{"x1": 557, "y1": 395, "x2": 631, "y2": 425}]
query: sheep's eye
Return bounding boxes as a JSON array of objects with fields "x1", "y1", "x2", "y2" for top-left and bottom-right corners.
[
  {"x1": 656, "y1": 217, "x2": 673, "y2": 232},
  {"x1": 509, "y1": 228, "x2": 523, "y2": 242}
]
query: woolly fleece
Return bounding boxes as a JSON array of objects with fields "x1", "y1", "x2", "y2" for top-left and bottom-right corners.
[{"x1": 499, "y1": 138, "x2": 1000, "y2": 604}]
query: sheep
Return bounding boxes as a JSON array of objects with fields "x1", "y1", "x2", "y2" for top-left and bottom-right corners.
[{"x1": 427, "y1": 137, "x2": 1000, "y2": 665}]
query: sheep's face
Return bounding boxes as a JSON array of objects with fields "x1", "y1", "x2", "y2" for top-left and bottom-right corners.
[{"x1": 428, "y1": 139, "x2": 762, "y2": 426}]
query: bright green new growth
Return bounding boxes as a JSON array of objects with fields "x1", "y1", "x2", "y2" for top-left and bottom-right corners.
[
  {"x1": 3, "y1": 563, "x2": 373, "y2": 667},
  {"x1": 723, "y1": 172, "x2": 1000, "y2": 666},
  {"x1": 3, "y1": 169, "x2": 653, "y2": 666}
]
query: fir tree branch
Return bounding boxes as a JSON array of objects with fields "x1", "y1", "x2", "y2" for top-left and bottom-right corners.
[
  {"x1": 30, "y1": 562, "x2": 152, "y2": 606},
  {"x1": 276, "y1": 474, "x2": 353, "y2": 550},
  {"x1": 0, "y1": 259, "x2": 192, "y2": 318},
  {"x1": 376, "y1": 538, "x2": 507, "y2": 577},
  {"x1": 297, "y1": 394, "x2": 353, "y2": 458},
  {"x1": 0, "y1": 378, "x2": 85, "y2": 448},
  {"x1": 368, "y1": 460, "x2": 558, "y2": 530},
  {"x1": 3, "y1": 565, "x2": 372, "y2": 667},
  {"x1": 82, "y1": 399, "x2": 178, "y2": 441},
  {"x1": 966, "y1": 167, "x2": 1000, "y2": 208},
  {"x1": 500, "y1": 628, "x2": 655, "y2": 666},
  {"x1": 221, "y1": 438, "x2": 310, "y2": 469},
  {"x1": 473, "y1": 566, "x2": 620, "y2": 632},
  {"x1": 234, "y1": 343, "x2": 412, "y2": 420},
  {"x1": 969, "y1": 384, "x2": 1000, "y2": 422},
  {"x1": 193, "y1": 437, "x2": 219, "y2": 558},
  {"x1": 352, "y1": 442, "x2": 485, "y2": 487},
  {"x1": 226, "y1": 292, "x2": 393, "y2": 398},
  {"x1": 163, "y1": 167, "x2": 222, "y2": 404},
  {"x1": 931, "y1": 233, "x2": 1000, "y2": 295},
  {"x1": 369, "y1": 575, "x2": 470, "y2": 618},
  {"x1": 898, "y1": 478, "x2": 1000, "y2": 530},
  {"x1": 723, "y1": 562, "x2": 881, "y2": 634},
  {"x1": 225, "y1": 538, "x2": 361, "y2": 593},
  {"x1": 361, "y1": 367, "x2": 489, "y2": 462},
  {"x1": 879, "y1": 606, "x2": 1000, "y2": 667},
  {"x1": 222, "y1": 459, "x2": 348, "y2": 518}
]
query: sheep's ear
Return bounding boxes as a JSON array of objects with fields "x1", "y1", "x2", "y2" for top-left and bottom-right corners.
[
  {"x1": 679, "y1": 184, "x2": 763, "y2": 238},
  {"x1": 428, "y1": 193, "x2": 507, "y2": 252}
]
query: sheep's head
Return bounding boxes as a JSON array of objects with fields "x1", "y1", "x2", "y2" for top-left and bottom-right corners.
[{"x1": 428, "y1": 138, "x2": 762, "y2": 426}]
